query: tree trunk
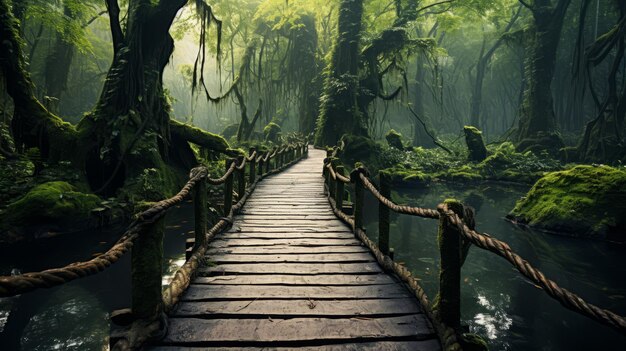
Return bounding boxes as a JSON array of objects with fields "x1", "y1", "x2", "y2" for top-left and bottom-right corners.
[
  {"x1": 516, "y1": 0, "x2": 571, "y2": 149},
  {"x1": 315, "y1": 0, "x2": 365, "y2": 146},
  {"x1": 43, "y1": 4, "x2": 76, "y2": 114}
]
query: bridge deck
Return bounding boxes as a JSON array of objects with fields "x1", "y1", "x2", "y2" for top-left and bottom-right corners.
[{"x1": 152, "y1": 148, "x2": 441, "y2": 351}]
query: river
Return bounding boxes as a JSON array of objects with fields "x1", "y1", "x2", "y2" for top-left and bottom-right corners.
[{"x1": 361, "y1": 182, "x2": 626, "y2": 350}]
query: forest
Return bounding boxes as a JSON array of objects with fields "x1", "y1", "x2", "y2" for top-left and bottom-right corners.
[{"x1": 0, "y1": 0, "x2": 625, "y2": 350}]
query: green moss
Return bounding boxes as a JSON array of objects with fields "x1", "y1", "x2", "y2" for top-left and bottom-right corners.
[
  {"x1": 509, "y1": 165, "x2": 626, "y2": 241},
  {"x1": 263, "y1": 122, "x2": 282, "y2": 143},
  {"x1": 464, "y1": 126, "x2": 487, "y2": 162},
  {"x1": 381, "y1": 165, "x2": 431, "y2": 187},
  {"x1": 2, "y1": 181, "x2": 100, "y2": 228},
  {"x1": 385, "y1": 129, "x2": 404, "y2": 150},
  {"x1": 444, "y1": 165, "x2": 484, "y2": 182},
  {"x1": 461, "y1": 333, "x2": 489, "y2": 351}
]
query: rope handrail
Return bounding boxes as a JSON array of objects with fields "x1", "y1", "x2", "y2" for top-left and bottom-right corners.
[
  {"x1": 322, "y1": 159, "x2": 626, "y2": 338},
  {"x1": 324, "y1": 162, "x2": 350, "y2": 184},
  {"x1": 0, "y1": 140, "x2": 307, "y2": 298}
]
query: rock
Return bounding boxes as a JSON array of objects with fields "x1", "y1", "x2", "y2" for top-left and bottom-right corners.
[
  {"x1": 516, "y1": 131, "x2": 564, "y2": 157},
  {"x1": 463, "y1": 126, "x2": 487, "y2": 162},
  {"x1": 1, "y1": 181, "x2": 101, "y2": 241},
  {"x1": 385, "y1": 129, "x2": 404, "y2": 150},
  {"x1": 338, "y1": 134, "x2": 383, "y2": 171},
  {"x1": 508, "y1": 165, "x2": 626, "y2": 242},
  {"x1": 221, "y1": 123, "x2": 240, "y2": 140}
]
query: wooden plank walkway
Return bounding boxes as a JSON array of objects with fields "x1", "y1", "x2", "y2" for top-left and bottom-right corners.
[{"x1": 151, "y1": 147, "x2": 441, "y2": 351}]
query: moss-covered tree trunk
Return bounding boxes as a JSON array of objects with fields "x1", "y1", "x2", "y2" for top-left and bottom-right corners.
[
  {"x1": 315, "y1": 0, "x2": 365, "y2": 146},
  {"x1": 1, "y1": 0, "x2": 231, "y2": 198},
  {"x1": 516, "y1": 0, "x2": 571, "y2": 148}
]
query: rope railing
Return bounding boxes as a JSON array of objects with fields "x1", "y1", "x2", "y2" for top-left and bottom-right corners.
[
  {"x1": 0, "y1": 137, "x2": 309, "y2": 349},
  {"x1": 322, "y1": 157, "x2": 626, "y2": 350}
]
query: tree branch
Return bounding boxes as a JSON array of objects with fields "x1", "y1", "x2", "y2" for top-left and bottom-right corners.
[
  {"x1": 416, "y1": 0, "x2": 456, "y2": 16},
  {"x1": 105, "y1": 0, "x2": 124, "y2": 54}
]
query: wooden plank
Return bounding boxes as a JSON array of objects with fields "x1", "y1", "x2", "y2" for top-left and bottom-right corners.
[
  {"x1": 207, "y1": 253, "x2": 374, "y2": 263},
  {"x1": 192, "y1": 274, "x2": 397, "y2": 286},
  {"x1": 209, "y1": 239, "x2": 361, "y2": 247},
  {"x1": 198, "y1": 262, "x2": 382, "y2": 275},
  {"x1": 161, "y1": 315, "x2": 436, "y2": 344},
  {"x1": 151, "y1": 340, "x2": 441, "y2": 351},
  {"x1": 207, "y1": 245, "x2": 368, "y2": 255},
  {"x1": 235, "y1": 220, "x2": 345, "y2": 225},
  {"x1": 220, "y1": 232, "x2": 355, "y2": 240},
  {"x1": 182, "y1": 284, "x2": 412, "y2": 300},
  {"x1": 230, "y1": 226, "x2": 349, "y2": 233},
  {"x1": 172, "y1": 298, "x2": 422, "y2": 317},
  {"x1": 238, "y1": 215, "x2": 337, "y2": 220}
]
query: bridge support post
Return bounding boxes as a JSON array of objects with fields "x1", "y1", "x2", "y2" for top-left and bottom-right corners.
[
  {"x1": 436, "y1": 199, "x2": 473, "y2": 331},
  {"x1": 131, "y1": 216, "x2": 165, "y2": 320},
  {"x1": 237, "y1": 156, "x2": 246, "y2": 201},
  {"x1": 378, "y1": 171, "x2": 390, "y2": 256},
  {"x1": 224, "y1": 160, "x2": 234, "y2": 216},
  {"x1": 266, "y1": 151, "x2": 271, "y2": 173},
  {"x1": 193, "y1": 177, "x2": 207, "y2": 249},
  {"x1": 258, "y1": 155, "x2": 265, "y2": 177},
  {"x1": 335, "y1": 165, "x2": 345, "y2": 211},
  {"x1": 249, "y1": 148, "x2": 256, "y2": 184}
]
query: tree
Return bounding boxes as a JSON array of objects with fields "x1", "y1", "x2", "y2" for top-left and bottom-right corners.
[
  {"x1": 1, "y1": 0, "x2": 232, "y2": 199},
  {"x1": 315, "y1": 0, "x2": 365, "y2": 146},
  {"x1": 468, "y1": 3, "x2": 522, "y2": 129},
  {"x1": 515, "y1": 0, "x2": 572, "y2": 151}
]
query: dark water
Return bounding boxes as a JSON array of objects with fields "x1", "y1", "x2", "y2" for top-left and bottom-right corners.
[
  {"x1": 0, "y1": 202, "x2": 195, "y2": 351},
  {"x1": 362, "y1": 182, "x2": 626, "y2": 351}
]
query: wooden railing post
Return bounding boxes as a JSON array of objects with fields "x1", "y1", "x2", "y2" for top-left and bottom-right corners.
[
  {"x1": 354, "y1": 170, "x2": 365, "y2": 231},
  {"x1": 237, "y1": 156, "x2": 246, "y2": 201},
  {"x1": 193, "y1": 177, "x2": 208, "y2": 249},
  {"x1": 378, "y1": 171, "x2": 390, "y2": 256},
  {"x1": 224, "y1": 160, "x2": 234, "y2": 216},
  {"x1": 249, "y1": 148, "x2": 256, "y2": 184},
  {"x1": 266, "y1": 151, "x2": 272, "y2": 173},
  {"x1": 329, "y1": 159, "x2": 338, "y2": 202},
  {"x1": 258, "y1": 153, "x2": 265, "y2": 177},
  {"x1": 335, "y1": 165, "x2": 345, "y2": 211},
  {"x1": 131, "y1": 216, "x2": 164, "y2": 320},
  {"x1": 435, "y1": 199, "x2": 469, "y2": 330}
]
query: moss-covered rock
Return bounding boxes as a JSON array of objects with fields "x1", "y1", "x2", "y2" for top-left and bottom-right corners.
[
  {"x1": 464, "y1": 126, "x2": 487, "y2": 162},
  {"x1": 263, "y1": 122, "x2": 282, "y2": 143},
  {"x1": 1, "y1": 181, "x2": 101, "y2": 241},
  {"x1": 508, "y1": 165, "x2": 626, "y2": 241},
  {"x1": 385, "y1": 129, "x2": 404, "y2": 150},
  {"x1": 338, "y1": 134, "x2": 383, "y2": 172}
]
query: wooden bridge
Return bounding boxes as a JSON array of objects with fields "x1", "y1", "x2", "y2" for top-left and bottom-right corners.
[
  {"x1": 1, "y1": 137, "x2": 625, "y2": 351},
  {"x1": 152, "y1": 147, "x2": 440, "y2": 350}
]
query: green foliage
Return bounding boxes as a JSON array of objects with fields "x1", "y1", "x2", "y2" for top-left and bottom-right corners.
[
  {"x1": 509, "y1": 165, "x2": 626, "y2": 241},
  {"x1": 2, "y1": 181, "x2": 100, "y2": 228}
]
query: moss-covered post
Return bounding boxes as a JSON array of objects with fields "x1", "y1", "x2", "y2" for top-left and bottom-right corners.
[
  {"x1": 353, "y1": 169, "x2": 366, "y2": 231},
  {"x1": 336, "y1": 165, "x2": 345, "y2": 211},
  {"x1": 249, "y1": 148, "x2": 256, "y2": 184},
  {"x1": 265, "y1": 151, "x2": 271, "y2": 173},
  {"x1": 224, "y1": 160, "x2": 234, "y2": 216},
  {"x1": 237, "y1": 156, "x2": 246, "y2": 201},
  {"x1": 258, "y1": 153, "x2": 265, "y2": 177},
  {"x1": 378, "y1": 171, "x2": 391, "y2": 256},
  {"x1": 193, "y1": 177, "x2": 207, "y2": 249},
  {"x1": 435, "y1": 199, "x2": 466, "y2": 330},
  {"x1": 131, "y1": 216, "x2": 165, "y2": 320},
  {"x1": 464, "y1": 126, "x2": 487, "y2": 162}
]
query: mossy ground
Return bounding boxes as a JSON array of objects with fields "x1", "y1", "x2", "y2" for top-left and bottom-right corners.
[
  {"x1": 377, "y1": 141, "x2": 562, "y2": 187},
  {"x1": 508, "y1": 165, "x2": 626, "y2": 241}
]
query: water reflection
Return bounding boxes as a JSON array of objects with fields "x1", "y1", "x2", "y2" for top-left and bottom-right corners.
[
  {"x1": 0, "y1": 202, "x2": 194, "y2": 350},
  {"x1": 363, "y1": 182, "x2": 626, "y2": 350}
]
